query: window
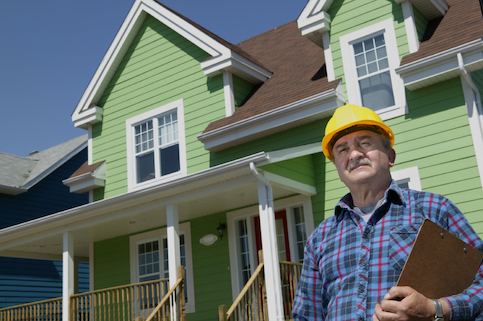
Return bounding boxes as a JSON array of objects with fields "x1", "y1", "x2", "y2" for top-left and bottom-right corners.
[
  {"x1": 130, "y1": 222, "x2": 195, "y2": 313},
  {"x1": 391, "y1": 166, "x2": 422, "y2": 191},
  {"x1": 340, "y1": 19, "x2": 407, "y2": 120},
  {"x1": 292, "y1": 206, "x2": 307, "y2": 263},
  {"x1": 126, "y1": 99, "x2": 187, "y2": 191}
]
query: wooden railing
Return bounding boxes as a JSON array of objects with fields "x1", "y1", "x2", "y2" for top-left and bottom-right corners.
[
  {"x1": 219, "y1": 251, "x2": 303, "y2": 321},
  {"x1": 70, "y1": 277, "x2": 170, "y2": 321},
  {"x1": 0, "y1": 296, "x2": 62, "y2": 321},
  {"x1": 280, "y1": 261, "x2": 303, "y2": 319},
  {"x1": 145, "y1": 266, "x2": 186, "y2": 321}
]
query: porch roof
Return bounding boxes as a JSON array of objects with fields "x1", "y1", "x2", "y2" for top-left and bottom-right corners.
[{"x1": 0, "y1": 143, "x2": 321, "y2": 261}]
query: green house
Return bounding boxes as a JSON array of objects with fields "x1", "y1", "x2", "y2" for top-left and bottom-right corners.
[{"x1": 1, "y1": 0, "x2": 482, "y2": 320}]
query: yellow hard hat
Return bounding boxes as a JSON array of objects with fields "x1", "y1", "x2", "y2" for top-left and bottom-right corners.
[{"x1": 322, "y1": 104, "x2": 394, "y2": 161}]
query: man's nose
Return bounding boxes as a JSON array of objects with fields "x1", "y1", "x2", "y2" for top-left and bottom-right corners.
[{"x1": 349, "y1": 145, "x2": 364, "y2": 160}]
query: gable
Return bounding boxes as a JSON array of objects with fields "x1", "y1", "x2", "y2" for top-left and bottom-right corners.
[{"x1": 72, "y1": 0, "x2": 270, "y2": 129}]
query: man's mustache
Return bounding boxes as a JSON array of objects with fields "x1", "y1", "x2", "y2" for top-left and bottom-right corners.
[{"x1": 347, "y1": 158, "x2": 371, "y2": 172}]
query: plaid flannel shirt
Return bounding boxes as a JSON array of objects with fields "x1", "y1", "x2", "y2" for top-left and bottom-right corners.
[{"x1": 292, "y1": 180, "x2": 483, "y2": 321}]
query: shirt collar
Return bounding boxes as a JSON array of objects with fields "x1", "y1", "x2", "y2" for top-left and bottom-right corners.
[{"x1": 334, "y1": 180, "x2": 406, "y2": 222}]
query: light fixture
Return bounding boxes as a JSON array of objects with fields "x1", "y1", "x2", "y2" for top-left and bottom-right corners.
[{"x1": 217, "y1": 223, "x2": 227, "y2": 239}]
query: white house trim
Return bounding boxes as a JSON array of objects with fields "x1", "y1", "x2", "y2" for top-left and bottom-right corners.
[
  {"x1": 393, "y1": 0, "x2": 448, "y2": 20},
  {"x1": 198, "y1": 86, "x2": 345, "y2": 151},
  {"x1": 323, "y1": 32, "x2": 335, "y2": 81},
  {"x1": 401, "y1": 1, "x2": 420, "y2": 54},
  {"x1": 396, "y1": 40, "x2": 483, "y2": 91},
  {"x1": 459, "y1": 55, "x2": 483, "y2": 192},
  {"x1": 340, "y1": 18, "x2": 407, "y2": 120},
  {"x1": 391, "y1": 166, "x2": 422, "y2": 190},
  {"x1": 72, "y1": 0, "x2": 270, "y2": 127},
  {"x1": 223, "y1": 72, "x2": 236, "y2": 117},
  {"x1": 297, "y1": 0, "x2": 332, "y2": 47}
]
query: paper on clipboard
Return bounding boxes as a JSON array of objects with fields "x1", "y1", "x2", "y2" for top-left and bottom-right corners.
[{"x1": 396, "y1": 219, "x2": 483, "y2": 299}]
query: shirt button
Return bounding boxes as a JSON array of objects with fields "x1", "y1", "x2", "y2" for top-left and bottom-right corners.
[
  {"x1": 359, "y1": 316, "x2": 365, "y2": 321},
  {"x1": 358, "y1": 284, "x2": 365, "y2": 293}
]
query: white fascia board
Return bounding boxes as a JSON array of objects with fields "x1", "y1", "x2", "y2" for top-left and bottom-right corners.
[
  {"x1": 198, "y1": 86, "x2": 345, "y2": 152},
  {"x1": 0, "y1": 152, "x2": 269, "y2": 252},
  {"x1": 263, "y1": 171, "x2": 317, "y2": 196},
  {"x1": 396, "y1": 40, "x2": 483, "y2": 91},
  {"x1": 393, "y1": 0, "x2": 448, "y2": 19},
  {"x1": 261, "y1": 142, "x2": 322, "y2": 165},
  {"x1": 74, "y1": 106, "x2": 104, "y2": 129},
  {"x1": 201, "y1": 51, "x2": 272, "y2": 84},
  {"x1": 72, "y1": 0, "x2": 241, "y2": 123}
]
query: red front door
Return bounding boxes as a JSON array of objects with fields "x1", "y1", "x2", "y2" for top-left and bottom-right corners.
[{"x1": 253, "y1": 210, "x2": 291, "y2": 264}]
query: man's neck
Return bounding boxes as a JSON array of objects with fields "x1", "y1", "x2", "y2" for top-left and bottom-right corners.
[{"x1": 349, "y1": 179, "x2": 392, "y2": 207}]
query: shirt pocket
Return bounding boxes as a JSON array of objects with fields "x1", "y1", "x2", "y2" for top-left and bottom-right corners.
[{"x1": 389, "y1": 224, "x2": 420, "y2": 271}]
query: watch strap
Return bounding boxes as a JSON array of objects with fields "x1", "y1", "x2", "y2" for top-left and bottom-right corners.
[{"x1": 432, "y1": 299, "x2": 444, "y2": 321}]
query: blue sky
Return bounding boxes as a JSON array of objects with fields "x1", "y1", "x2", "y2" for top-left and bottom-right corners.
[{"x1": 0, "y1": 0, "x2": 306, "y2": 157}]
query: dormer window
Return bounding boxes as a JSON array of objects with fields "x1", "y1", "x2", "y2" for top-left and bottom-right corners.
[
  {"x1": 340, "y1": 19, "x2": 407, "y2": 120},
  {"x1": 126, "y1": 99, "x2": 186, "y2": 191}
]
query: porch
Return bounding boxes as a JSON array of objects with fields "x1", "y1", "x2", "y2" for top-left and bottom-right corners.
[
  {"x1": 0, "y1": 258, "x2": 302, "y2": 321},
  {"x1": 0, "y1": 266, "x2": 186, "y2": 321}
]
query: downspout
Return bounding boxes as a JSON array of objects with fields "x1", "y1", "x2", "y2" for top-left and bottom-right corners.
[
  {"x1": 250, "y1": 162, "x2": 284, "y2": 321},
  {"x1": 457, "y1": 52, "x2": 483, "y2": 191}
]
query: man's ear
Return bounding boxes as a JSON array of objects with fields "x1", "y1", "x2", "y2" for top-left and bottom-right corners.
[{"x1": 388, "y1": 148, "x2": 396, "y2": 167}]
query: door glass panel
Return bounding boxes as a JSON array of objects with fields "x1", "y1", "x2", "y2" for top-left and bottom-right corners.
[{"x1": 276, "y1": 218, "x2": 287, "y2": 261}]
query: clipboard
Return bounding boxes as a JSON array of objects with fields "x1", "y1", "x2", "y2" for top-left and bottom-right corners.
[{"x1": 396, "y1": 219, "x2": 483, "y2": 299}]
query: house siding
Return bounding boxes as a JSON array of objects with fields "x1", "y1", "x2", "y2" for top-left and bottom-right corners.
[
  {"x1": 233, "y1": 75, "x2": 254, "y2": 109},
  {"x1": 94, "y1": 235, "x2": 130, "y2": 290},
  {"x1": 320, "y1": 77, "x2": 483, "y2": 232},
  {"x1": 260, "y1": 155, "x2": 316, "y2": 187},
  {"x1": 91, "y1": 14, "x2": 226, "y2": 199},
  {"x1": 413, "y1": 6, "x2": 428, "y2": 41},
  {"x1": 329, "y1": 0, "x2": 408, "y2": 96},
  {"x1": 0, "y1": 150, "x2": 89, "y2": 308}
]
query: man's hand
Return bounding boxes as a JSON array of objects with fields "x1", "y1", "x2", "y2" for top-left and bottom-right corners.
[{"x1": 373, "y1": 286, "x2": 436, "y2": 321}]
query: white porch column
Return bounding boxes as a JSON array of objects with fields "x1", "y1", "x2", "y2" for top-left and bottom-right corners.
[
  {"x1": 166, "y1": 204, "x2": 181, "y2": 285},
  {"x1": 63, "y1": 231, "x2": 74, "y2": 321},
  {"x1": 250, "y1": 163, "x2": 284, "y2": 321}
]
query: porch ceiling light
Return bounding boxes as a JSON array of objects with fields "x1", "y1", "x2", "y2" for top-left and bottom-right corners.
[{"x1": 199, "y1": 234, "x2": 218, "y2": 246}]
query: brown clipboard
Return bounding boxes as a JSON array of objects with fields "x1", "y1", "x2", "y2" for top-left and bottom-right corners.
[{"x1": 396, "y1": 219, "x2": 483, "y2": 299}]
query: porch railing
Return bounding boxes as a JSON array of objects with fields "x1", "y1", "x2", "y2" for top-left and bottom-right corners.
[
  {"x1": 218, "y1": 251, "x2": 303, "y2": 321},
  {"x1": 145, "y1": 265, "x2": 186, "y2": 321},
  {"x1": 0, "y1": 296, "x2": 63, "y2": 321}
]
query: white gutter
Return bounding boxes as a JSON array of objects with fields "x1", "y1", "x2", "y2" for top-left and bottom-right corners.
[
  {"x1": 250, "y1": 162, "x2": 284, "y2": 321},
  {"x1": 458, "y1": 53, "x2": 483, "y2": 115}
]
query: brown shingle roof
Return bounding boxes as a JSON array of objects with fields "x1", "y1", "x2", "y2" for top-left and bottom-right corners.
[
  {"x1": 203, "y1": 21, "x2": 340, "y2": 133},
  {"x1": 401, "y1": 0, "x2": 483, "y2": 65},
  {"x1": 69, "y1": 161, "x2": 105, "y2": 179}
]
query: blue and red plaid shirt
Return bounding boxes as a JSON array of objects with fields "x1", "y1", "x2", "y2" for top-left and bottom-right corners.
[{"x1": 292, "y1": 180, "x2": 483, "y2": 321}]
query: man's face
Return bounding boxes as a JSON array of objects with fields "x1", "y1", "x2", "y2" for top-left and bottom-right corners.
[{"x1": 332, "y1": 130, "x2": 395, "y2": 189}]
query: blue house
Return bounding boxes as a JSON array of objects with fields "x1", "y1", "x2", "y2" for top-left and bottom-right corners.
[{"x1": 0, "y1": 135, "x2": 89, "y2": 308}]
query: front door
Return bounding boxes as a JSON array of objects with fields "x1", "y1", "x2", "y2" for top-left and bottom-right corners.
[{"x1": 253, "y1": 210, "x2": 291, "y2": 264}]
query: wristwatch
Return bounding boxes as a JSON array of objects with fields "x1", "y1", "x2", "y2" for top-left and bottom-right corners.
[{"x1": 432, "y1": 299, "x2": 444, "y2": 321}]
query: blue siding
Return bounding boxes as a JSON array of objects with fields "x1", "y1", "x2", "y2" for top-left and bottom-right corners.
[{"x1": 0, "y1": 149, "x2": 89, "y2": 308}]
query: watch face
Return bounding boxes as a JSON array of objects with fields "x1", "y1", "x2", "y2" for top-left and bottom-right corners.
[{"x1": 434, "y1": 317, "x2": 444, "y2": 321}]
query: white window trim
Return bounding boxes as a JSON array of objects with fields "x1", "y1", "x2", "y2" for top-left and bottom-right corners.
[
  {"x1": 129, "y1": 222, "x2": 195, "y2": 313},
  {"x1": 126, "y1": 99, "x2": 187, "y2": 192},
  {"x1": 226, "y1": 195, "x2": 314, "y2": 300},
  {"x1": 391, "y1": 166, "x2": 422, "y2": 190},
  {"x1": 340, "y1": 18, "x2": 407, "y2": 120}
]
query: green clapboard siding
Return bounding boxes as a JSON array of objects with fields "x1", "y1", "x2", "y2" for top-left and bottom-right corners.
[
  {"x1": 413, "y1": 6, "x2": 428, "y2": 41},
  {"x1": 329, "y1": 0, "x2": 407, "y2": 97},
  {"x1": 260, "y1": 155, "x2": 316, "y2": 187},
  {"x1": 233, "y1": 75, "x2": 254, "y2": 109},
  {"x1": 94, "y1": 236, "x2": 131, "y2": 290},
  {"x1": 189, "y1": 213, "x2": 232, "y2": 321},
  {"x1": 92, "y1": 14, "x2": 226, "y2": 199},
  {"x1": 319, "y1": 77, "x2": 483, "y2": 232}
]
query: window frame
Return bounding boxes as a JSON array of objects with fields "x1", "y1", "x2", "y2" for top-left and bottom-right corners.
[
  {"x1": 391, "y1": 166, "x2": 422, "y2": 190},
  {"x1": 129, "y1": 222, "x2": 195, "y2": 313},
  {"x1": 340, "y1": 18, "x2": 407, "y2": 120},
  {"x1": 126, "y1": 99, "x2": 187, "y2": 192}
]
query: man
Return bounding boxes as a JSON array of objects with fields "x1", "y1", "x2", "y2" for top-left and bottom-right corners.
[{"x1": 292, "y1": 104, "x2": 483, "y2": 321}]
